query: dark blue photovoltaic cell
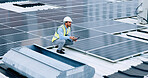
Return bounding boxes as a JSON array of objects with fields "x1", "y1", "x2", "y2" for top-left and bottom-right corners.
[
  {"x1": 0, "y1": 28, "x2": 22, "y2": 36},
  {"x1": 3, "y1": 18, "x2": 51, "y2": 27},
  {"x1": 91, "y1": 34, "x2": 130, "y2": 44},
  {"x1": 16, "y1": 21, "x2": 62, "y2": 32},
  {"x1": 2, "y1": 33, "x2": 38, "y2": 42},
  {"x1": 75, "y1": 20, "x2": 122, "y2": 28},
  {"x1": 71, "y1": 25, "x2": 86, "y2": 32},
  {"x1": 72, "y1": 29, "x2": 106, "y2": 39},
  {"x1": 0, "y1": 37, "x2": 12, "y2": 45},
  {"x1": 0, "y1": 43, "x2": 21, "y2": 56},
  {"x1": 0, "y1": 24, "x2": 8, "y2": 29},
  {"x1": 29, "y1": 28, "x2": 56, "y2": 37},
  {"x1": 69, "y1": 39, "x2": 104, "y2": 51},
  {"x1": 0, "y1": 38, "x2": 52, "y2": 56},
  {"x1": 94, "y1": 23, "x2": 141, "y2": 33},
  {"x1": 89, "y1": 40, "x2": 148, "y2": 60},
  {"x1": 0, "y1": 16, "x2": 36, "y2": 24}
]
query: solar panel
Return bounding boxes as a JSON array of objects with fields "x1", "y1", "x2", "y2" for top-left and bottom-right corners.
[
  {"x1": 0, "y1": 24, "x2": 9, "y2": 29},
  {"x1": 3, "y1": 18, "x2": 51, "y2": 27},
  {"x1": 94, "y1": 23, "x2": 141, "y2": 33},
  {"x1": 69, "y1": 34, "x2": 130, "y2": 51},
  {"x1": 2, "y1": 32, "x2": 38, "y2": 42},
  {"x1": 0, "y1": 37, "x2": 12, "y2": 45},
  {"x1": 72, "y1": 29, "x2": 106, "y2": 39},
  {"x1": 0, "y1": 28, "x2": 22, "y2": 36},
  {"x1": 15, "y1": 21, "x2": 62, "y2": 32},
  {"x1": 74, "y1": 20, "x2": 122, "y2": 28},
  {"x1": 89, "y1": 40, "x2": 148, "y2": 61}
]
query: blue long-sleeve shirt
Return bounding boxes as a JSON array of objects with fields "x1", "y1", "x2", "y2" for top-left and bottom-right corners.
[{"x1": 57, "y1": 24, "x2": 71, "y2": 40}]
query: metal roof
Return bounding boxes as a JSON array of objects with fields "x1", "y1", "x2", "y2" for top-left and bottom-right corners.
[{"x1": 0, "y1": 0, "x2": 148, "y2": 78}]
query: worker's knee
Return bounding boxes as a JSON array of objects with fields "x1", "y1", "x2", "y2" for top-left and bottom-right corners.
[
  {"x1": 68, "y1": 41, "x2": 73, "y2": 45},
  {"x1": 65, "y1": 39, "x2": 73, "y2": 45}
]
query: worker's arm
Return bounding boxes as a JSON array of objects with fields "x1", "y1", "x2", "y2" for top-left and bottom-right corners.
[{"x1": 58, "y1": 27, "x2": 70, "y2": 40}]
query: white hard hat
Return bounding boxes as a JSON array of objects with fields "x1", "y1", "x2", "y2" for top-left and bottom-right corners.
[{"x1": 63, "y1": 16, "x2": 72, "y2": 23}]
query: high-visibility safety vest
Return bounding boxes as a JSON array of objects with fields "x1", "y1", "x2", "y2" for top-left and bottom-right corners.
[{"x1": 52, "y1": 24, "x2": 71, "y2": 42}]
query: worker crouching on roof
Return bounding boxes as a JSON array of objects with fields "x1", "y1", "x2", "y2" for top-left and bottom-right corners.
[{"x1": 52, "y1": 16, "x2": 77, "y2": 54}]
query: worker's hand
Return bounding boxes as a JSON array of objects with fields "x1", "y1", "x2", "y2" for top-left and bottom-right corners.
[{"x1": 70, "y1": 36, "x2": 77, "y2": 41}]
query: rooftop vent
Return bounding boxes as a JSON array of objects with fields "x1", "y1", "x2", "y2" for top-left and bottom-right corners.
[
  {"x1": 13, "y1": 2, "x2": 45, "y2": 8},
  {"x1": 0, "y1": 1, "x2": 61, "y2": 13}
]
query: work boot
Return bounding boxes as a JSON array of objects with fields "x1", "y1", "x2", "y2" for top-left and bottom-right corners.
[
  {"x1": 61, "y1": 48, "x2": 65, "y2": 51},
  {"x1": 55, "y1": 45, "x2": 65, "y2": 51},
  {"x1": 55, "y1": 45, "x2": 58, "y2": 48},
  {"x1": 56, "y1": 50, "x2": 65, "y2": 54}
]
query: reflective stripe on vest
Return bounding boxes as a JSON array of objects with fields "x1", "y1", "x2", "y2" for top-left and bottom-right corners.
[{"x1": 52, "y1": 25, "x2": 71, "y2": 42}]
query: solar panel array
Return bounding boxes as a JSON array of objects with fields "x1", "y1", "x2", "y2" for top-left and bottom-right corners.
[{"x1": 0, "y1": 0, "x2": 148, "y2": 62}]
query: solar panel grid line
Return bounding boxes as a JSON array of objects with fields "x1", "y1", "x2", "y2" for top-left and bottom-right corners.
[
  {"x1": 0, "y1": 16, "x2": 38, "y2": 24},
  {"x1": 23, "y1": 10, "x2": 75, "y2": 17},
  {"x1": 15, "y1": 23, "x2": 63, "y2": 32},
  {"x1": 28, "y1": 27, "x2": 56, "y2": 37},
  {"x1": 3, "y1": 17, "x2": 52, "y2": 25},
  {"x1": 93, "y1": 25, "x2": 141, "y2": 34},
  {"x1": 3, "y1": 19, "x2": 52, "y2": 27},
  {"x1": 17, "y1": 25, "x2": 57, "y2": 33},
  {"x1": 0, "y1": 24, "x2": 10, "y2": 30},
  {"x1": 112, "y1": 50, "x2": 148, "y2": 62},
  {"x1": 11, "y1": 27, "x2": 46, "y2": 38},
  {"x1": 13, "y1": 20, "x2": 62, "y2": 29},
  {"x1": 12, "y1": 38, "x2": 52, "y2": 47},
  {"x1": 0, "y1": 12, "x2": 27, "y2": 18},
  {"x1": 0, "y1": 16, "x2": 29, "y2": 22},
  {"x1": 0, "y1": 13, "x2": 26, "y2": 18},
  {"x1": 71, "y1": 28, "x2": 89, "y2": 33},
  {"x1": 0, "y1": 15, "x2": 33, "y2": 20},
  {"x1": 72, "y1": 29, "x2": 106, "y2": 39},
  {"x1": 87, "y1": 51, "x2": 138, "y2": 62},
  {"x1": 0, "y1": 37, "x2": 45, "y2": 47},
  {"x1": 43, "y1": 35, "x2": 53, "y2": 40},
  {"x1": 13, "y1": 21, "x2": 53, "y2": 29},
  {"x1": 27, "y1": 26, "x2": 58, "y2": 33},
  {"x1": 72, "y1": 21, "x2": 118, "y2": 33},
  {"x1": 0, "y1": 37, "x2": 12, "y2": 45},
  {"x1": 21, "y1": 14, "x2": 62, "y2": 23},
  {"x1": 89, "y1": 23, "x2": 123, "y2": 29},
  {"x1": 89, "y1": 41, "x2": 148, "y2": 59},
  {"x1": 0, "y1": 28, "x2": 23, "y2": 36},
  {"x1": 90, "y1": 35, "x2": 131, "y2": 45},
  {"x1": 37, "y1": 14, "x2": 86, "y2": 21},
  {"x1": 0, "y1": 38, "x2": 52, "y2": 56},
  {"x1": 2, "y1": 18, "x2": 44, "y2": 25},
  {"x1": 73, "y1": 34, "x2": 109, "y2": 42},
  {"x1": 89, "y1": 28, "x2": 111, "y2": 34},
  {"x1": 87, "y1": 39, "x2": 133, "y2": 52},
  {"x1": 0, "y1": 10, "x2": 23, "y2": 15},
  {"x1": 1, "y1": 34, "x2": 38, "y2": 42},
  {"x1": 95, "y1": 47, "x2": 137, "y2": 58},
  {"x1": 91, "y1": 23, "x2": 133, "y2": 29},
  {"x1": 62, "y1": 3, "x2": 137, "y2": 14}
]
